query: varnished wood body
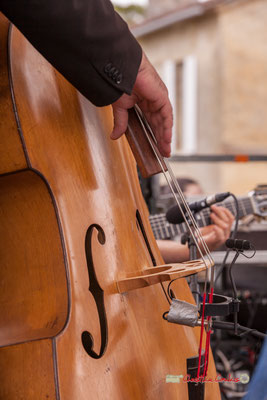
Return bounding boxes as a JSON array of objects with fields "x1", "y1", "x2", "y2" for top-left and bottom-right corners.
[
  {"x1": 0, "y1": 16, "x2": 26, "y2": 173},
  {"x1": 0, "y1": 14, "x2": 220, "y2": 399}
]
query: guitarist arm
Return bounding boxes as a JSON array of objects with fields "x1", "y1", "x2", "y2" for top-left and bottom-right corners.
[{"x1": 157, "y1": 205, "x2": 234, "y2": 263}]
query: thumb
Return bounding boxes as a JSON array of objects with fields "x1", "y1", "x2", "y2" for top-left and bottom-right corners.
[{"x1": 111, "y1": 106, "x2": 129, "y2": 140}]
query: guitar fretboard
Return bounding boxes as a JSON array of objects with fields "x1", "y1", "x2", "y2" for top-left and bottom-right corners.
[{"x1": 149, "y1": 196, "x2": 254, "y2": 240}]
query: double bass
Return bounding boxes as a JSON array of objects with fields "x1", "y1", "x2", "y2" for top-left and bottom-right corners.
[{"x1": 0, "y1": 14, "x2": 220, "y2": 399}]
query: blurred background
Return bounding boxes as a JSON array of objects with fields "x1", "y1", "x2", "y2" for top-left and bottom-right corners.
[
  {"x1": 112, "y1": 3, "x2": 267, "y2": 398},
  {"x1": 113, "y1": 0, "x2": 267, "y2": 198}
]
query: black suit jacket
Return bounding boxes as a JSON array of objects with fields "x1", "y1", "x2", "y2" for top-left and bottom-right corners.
[{"x1": 0, "y1": 0, "x2": 142, "y2": 106}]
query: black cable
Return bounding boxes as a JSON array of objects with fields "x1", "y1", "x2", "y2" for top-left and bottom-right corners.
[
  {"x1": 228, "y1": 251, "x2": 239, "y2": 299},
  {"x1": 166, "y1": 278, "x2": 180, "y2": 300},
  {"x1": 160, "y1": 282, "x2": 171, "y2": 305},
  {"x1": 215, "y1": 193, "x2": 240, "y2": 285},
  {"x1": 212, "y1": 320, "x2": 266, "y2": 339}
]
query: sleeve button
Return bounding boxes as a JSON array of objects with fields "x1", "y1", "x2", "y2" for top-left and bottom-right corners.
[
  {"x1": 108, "y1": 67, "x2": 117, "y2": 77},
  {"x1": 104, "y1": 63, "x2": 112, "y2": 73},
  {"x1": 116, "y1": 74, "x2": 122, "y2": 84}
]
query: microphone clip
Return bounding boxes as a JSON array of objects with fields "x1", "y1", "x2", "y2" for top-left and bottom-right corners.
[
  {"x1": 199, "y1": 293, "x2": 240, "y2": 318},
  {"x1": 225, "y1": 238, "x2": 252, "y2": 252}
]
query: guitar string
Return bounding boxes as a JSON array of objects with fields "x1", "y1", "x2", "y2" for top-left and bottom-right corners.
[{"x1": 149, "y1": 196, "x2": 253, "y2": 237}]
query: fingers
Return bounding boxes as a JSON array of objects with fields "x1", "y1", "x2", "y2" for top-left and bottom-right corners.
[
  {"x1": 111, "y1": 104, "x2": 129, "y2": 140},
  {"x1": 198, "y1": 206, "x2": 234, "y2": 252},
  {"x1": 111, "y1": 100, "x2": 172, "y2": 156},
  {"x1": 199, "y1": 225, "x2": 227, "y2": 252},
  {"x1": 210, "y1": 204, "x2": 234, "y2": 221},
  {"x1": 132, "y1": 53, "x2": 173, "y2": 157},
  {"x1": 148, "y1": 99, "x2": 173, "y2": 157},
  {"x1": 197, "y1": 206, "x2": 235, "y2": 252},
  {"x1": 210, "y1": 205, "x2": 234, "y2": 235},
  {"x1": 140, "y1": 102, "x2": 173, "y2": 157},
  {"x1": 110, "y1": 51, "x2": 173, "y2": 156}
]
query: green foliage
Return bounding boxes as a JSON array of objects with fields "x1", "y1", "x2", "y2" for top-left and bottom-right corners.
[
  {"x1": 114, "y1": 5, "x2": 146, "y2": 15},
  {"x1": 114, "y1": 4, "x2": 146, "y2": 25}
]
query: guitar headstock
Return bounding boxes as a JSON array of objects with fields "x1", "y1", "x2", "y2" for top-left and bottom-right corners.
[{"x1": 248, "y1": 184, "x2": 267, "y2": 219}]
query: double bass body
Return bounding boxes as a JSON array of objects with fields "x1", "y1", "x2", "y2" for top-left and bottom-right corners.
[{"x1": 0, "y1": 15, "x2": 220, "y2": 399}]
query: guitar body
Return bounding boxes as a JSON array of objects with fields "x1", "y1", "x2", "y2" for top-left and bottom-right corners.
[{"x1": 0, "y1": 15, "x2": 220, "y2": 399}]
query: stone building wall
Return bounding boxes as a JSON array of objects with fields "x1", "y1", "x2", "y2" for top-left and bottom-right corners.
[
  {"x1": 146, "y1": 0, "x2": 194, "y2": 18},
  {"x1": 136, "y1": 12, "x2": 223, "y2": 194},
  {"x1": 135, "y1": 0, "x2": 267, "y2": 196},
  {"x1": 218, "y1": 0, "x2": 267, "y2": 194}
]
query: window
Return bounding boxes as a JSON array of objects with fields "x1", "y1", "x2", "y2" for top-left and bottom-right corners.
[{"x1": 162, "y1": 56, "x2": 198, "y2": 154}]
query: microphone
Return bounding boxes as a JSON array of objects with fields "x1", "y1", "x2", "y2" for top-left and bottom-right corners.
[
  {"x1": 166, "y1": 192, "x2": 231, "y2": 224},
  {"x1": 225, "y1": 238, "x2": 251, "y2": 251}
]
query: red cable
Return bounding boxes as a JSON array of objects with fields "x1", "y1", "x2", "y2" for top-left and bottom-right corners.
[
  {"x1": 203, "y1": 288, "x2": 214, "y2": 377},
  {"x1": 197, "y1": 292, "x2": 206, "y2": 379}
]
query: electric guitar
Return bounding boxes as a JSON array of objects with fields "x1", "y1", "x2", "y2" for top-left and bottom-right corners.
[{"x1": 149, "y1": 185, "x2": 267, "y2": 240}]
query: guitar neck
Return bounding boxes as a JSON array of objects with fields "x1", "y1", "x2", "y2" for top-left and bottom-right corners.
[{"x1": 149, "y1": 195, "x2": 254, "y2": 240}]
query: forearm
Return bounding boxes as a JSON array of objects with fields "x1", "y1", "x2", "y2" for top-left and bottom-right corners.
[
  {"x1": 157, "y1": 240, "x2": 190, "y2": 264},
  {"x1": 157, "y1": 205, "x2": 235, "y2": 264}
]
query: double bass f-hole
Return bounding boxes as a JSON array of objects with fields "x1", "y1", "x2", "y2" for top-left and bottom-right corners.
[
  {"x1": 81, "y1": 224, "x2": 108, "y2": 359},
  {"x1": 136, "y1": 209, "x2": 156, "y2": 266}
]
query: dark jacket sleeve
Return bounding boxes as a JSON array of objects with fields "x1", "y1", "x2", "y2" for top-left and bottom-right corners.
[{"x1": 0, "y1": 0, "x2": 142, "y2": 106}]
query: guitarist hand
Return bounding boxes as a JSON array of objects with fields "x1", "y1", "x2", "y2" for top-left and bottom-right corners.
[
  {"x1": 199, "y1": 205, "x2": 235, "y2": 252},
  {"x1": 157, "y1": 205, "x2": 234, "y2": 263}
]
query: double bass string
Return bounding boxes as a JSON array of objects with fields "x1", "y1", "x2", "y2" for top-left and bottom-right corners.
[
  {"x1": 133, "y1": 105, "x2": 214, "y2": 377},
  {"x1": 134, "y1": 106, "x2": 214, "y2": 271}
]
